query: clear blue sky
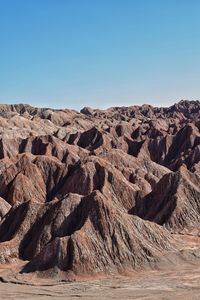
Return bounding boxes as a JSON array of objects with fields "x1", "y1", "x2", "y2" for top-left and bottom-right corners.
[{"x1": 0, "y1": 0, "x2": 200, "y2": 110}]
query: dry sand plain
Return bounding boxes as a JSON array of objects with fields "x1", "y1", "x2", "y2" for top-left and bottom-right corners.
[{"x1": 0, "y1": 264, "x2": 200, "y2": 300}]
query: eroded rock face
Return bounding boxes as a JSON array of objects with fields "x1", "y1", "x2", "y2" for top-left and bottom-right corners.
[
  {"x1": 0, "y1": 197, "x2": 10, "y2": 222},
  {"x1": 134, "y1": 166, "x2": 200, "y2": 233},
  {"x1": 0, "y1": 100, "x2": 199, "y2": 279},
  {"x1": 22, "y1": 191, "x2": 174, "y2": 275}
]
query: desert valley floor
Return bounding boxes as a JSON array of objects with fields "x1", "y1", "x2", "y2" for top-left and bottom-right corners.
[{"x1": 0, "y1": 263, "x2": 200, "y2": 299}]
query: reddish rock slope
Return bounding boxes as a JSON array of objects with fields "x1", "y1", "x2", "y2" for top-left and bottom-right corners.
[{"x1": 0, "y1": 100, "x2": 199, "y2": 279}]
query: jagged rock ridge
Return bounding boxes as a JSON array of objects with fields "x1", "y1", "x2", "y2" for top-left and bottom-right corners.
[{"x1": 0, "y1": 100, "x2": 199, "y2": 279}]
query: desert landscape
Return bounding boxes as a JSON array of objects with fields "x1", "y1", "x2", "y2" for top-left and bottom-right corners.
[
  {"x1": 0, "y1": 100, "x2": 199, "y2": 299},
  {"x1": 1, "y1": 0, "x2": 200, "y2": 298}
]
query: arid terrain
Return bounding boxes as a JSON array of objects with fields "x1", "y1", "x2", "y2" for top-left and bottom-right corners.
[
  {"x1": 0, "y1": 100, "x2": 200, "y2": 299},
  {"x1": 0, "y1": 264, "x2": 200, "y2": 299}
]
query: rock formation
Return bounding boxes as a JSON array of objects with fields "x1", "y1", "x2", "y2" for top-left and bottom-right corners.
[{"x1": 0, "y1": 100, "x2": 199, "y2": 279}]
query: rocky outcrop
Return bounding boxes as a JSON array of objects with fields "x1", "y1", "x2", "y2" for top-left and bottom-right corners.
[
  {"x1": 21, "y1": 191, "x2": 174, "y2": 276},
  {"x1": 0, "y1": 100, "x2": 199, "y2": 279},
  {"x1": 134, "y1": 166, "x2": 200, "y2": 233},
  {"x1": 0, "y1": 197, "x2": 10, "y2": 222},
  {"x1": 54, "y1": 156, "x2": 138, "y2": 210}
]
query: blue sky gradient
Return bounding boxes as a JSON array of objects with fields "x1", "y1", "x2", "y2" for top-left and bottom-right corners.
[{"x1": 0, "y1": 0, "x2": 200, "y2": 109}]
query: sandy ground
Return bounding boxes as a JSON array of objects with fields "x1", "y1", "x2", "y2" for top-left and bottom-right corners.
[
  {"x1": 0, "y1": 265, "x2": 200, "y2": 300},
  {"x1": 0, "y1": 235, "x2": 199, "y2": 300}
]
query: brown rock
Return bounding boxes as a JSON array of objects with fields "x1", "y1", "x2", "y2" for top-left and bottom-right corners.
[{"x1": 0, "y1": 101, "x2": 199, "y2": 279}]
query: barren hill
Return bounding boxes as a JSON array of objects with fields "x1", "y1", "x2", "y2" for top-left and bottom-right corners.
[{"x1": 0, "y1": 100, "x2": 199, "y2": 280}]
